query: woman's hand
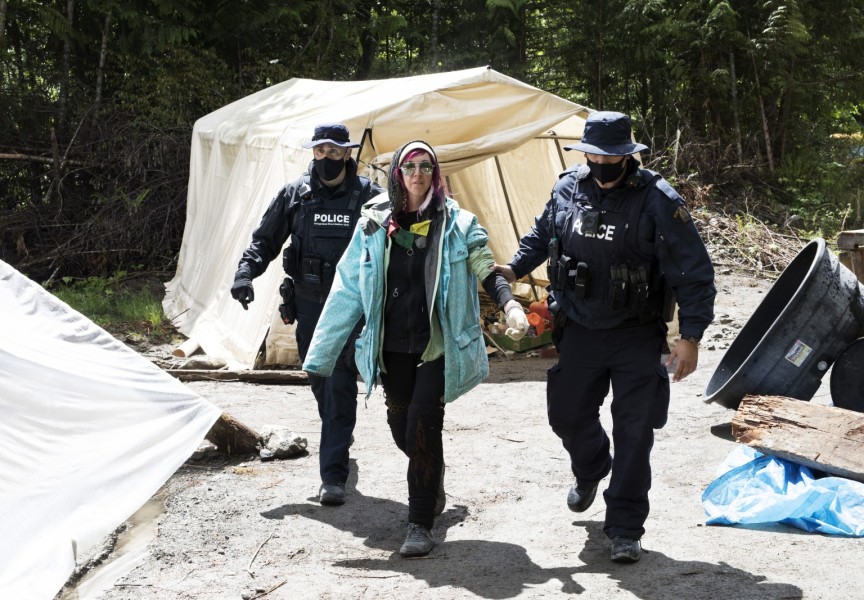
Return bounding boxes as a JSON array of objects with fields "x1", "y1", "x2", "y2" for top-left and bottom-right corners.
[{"x1": 503, "y1": 300, "x2": 529, "y2": 340}]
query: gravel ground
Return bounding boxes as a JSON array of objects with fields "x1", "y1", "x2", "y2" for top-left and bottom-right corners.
[{"x1": 61, "y1": 271, "x2": 861, "y2": 600}]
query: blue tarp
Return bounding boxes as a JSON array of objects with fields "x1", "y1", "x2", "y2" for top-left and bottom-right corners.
[{"x1": 702, "y1": 445, "x2": 864, "y2": 536}]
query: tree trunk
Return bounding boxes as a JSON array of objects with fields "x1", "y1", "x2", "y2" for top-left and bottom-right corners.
[
  {"x1": 732, "y1": 394, "x2": 864, "y2": 482},
  {"x1": 58, "y1": 0, "x2": 75, "y2": 139},
  {"x1": 429, "y1": 0, "x2": 439, "y2": 71},
  {"x1": 94, "y1": 12, "x2": 112, "y2": 109},
  {"x1": 355, "y1": 0, "x2": 378, "y2": 80},
  {"x1": 750, "y1": 49, "x2": 775, "y2": 174},
  {"x1": 516, "y1": 1, "x2": 527, "y2": 79},
  {"x1": 0, "y1": 0, "x2": 8, "y2": 50},
  {"x1": 777, "y1": 58, "x2": 797, "y2": 165},
  {"x1": 729, "y1": 50, "x2": 743, "y2": 163}
]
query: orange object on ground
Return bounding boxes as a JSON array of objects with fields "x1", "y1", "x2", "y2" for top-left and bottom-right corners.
[
  {"x1": 529, "y1": 300, "x2": 553, "y2": 330},
  {"x1": 526, "y1": 311, "x2": 545, "y2": 335}
]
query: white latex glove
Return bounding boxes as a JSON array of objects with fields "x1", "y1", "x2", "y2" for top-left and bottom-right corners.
[{"x1": 504, "y1": 299, "x2": 529, "y2": 340}]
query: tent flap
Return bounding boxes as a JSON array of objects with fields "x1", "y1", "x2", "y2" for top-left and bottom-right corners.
[{"x1": 0, "y1": 260, "x2": 221, "y2": 598}]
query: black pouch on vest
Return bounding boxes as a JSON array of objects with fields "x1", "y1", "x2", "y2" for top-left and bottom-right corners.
[
  {"x1": 607, "y1": 265, "x2": 629, "y2": 310},
  {"x1": 629, "y1": 266, "x2": 649, "y2": 312},
  {"x1": 301, "y1": 257, "x2": 322, "y2": 284},
  {"x1": 572, "y1": 262, "x2": 589, "y2": 299},
  {"x1": 556, "y1": 255, "x2": 572, "y2": 292}
]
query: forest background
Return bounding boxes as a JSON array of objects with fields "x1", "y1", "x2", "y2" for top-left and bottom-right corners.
[{"x1": 2, "y1": 0, "x2": 864, "y2": 303}]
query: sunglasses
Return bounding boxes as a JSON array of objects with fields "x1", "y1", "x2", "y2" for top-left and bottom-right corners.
[{"x1": 399, "y1": 161, "x2": 435, "y2": 176}]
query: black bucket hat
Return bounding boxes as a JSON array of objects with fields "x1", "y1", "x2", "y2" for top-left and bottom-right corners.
[
  {"x1": 564, "y1": 111, "x2": 648, "y2": 156},
  {"x1": 301, "y1": 123, "x2": 361, "y2": 149}
]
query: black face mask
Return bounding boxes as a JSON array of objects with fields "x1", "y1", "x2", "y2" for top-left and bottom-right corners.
[
  {"x1": 586, "y1": 157, "x2": 628, "y2": 184},
  {"x1": 314, "y1": 157, "x2": 345, "y2": 181}
]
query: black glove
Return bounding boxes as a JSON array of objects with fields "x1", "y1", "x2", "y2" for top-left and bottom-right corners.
[{"x1": 231, "y1": 276, "x2": 254, "y2": 310}]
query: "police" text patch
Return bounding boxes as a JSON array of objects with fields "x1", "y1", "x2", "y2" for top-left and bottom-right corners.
[{"x1": 313, "y1": 210, "x2": 353, "y2": 229}]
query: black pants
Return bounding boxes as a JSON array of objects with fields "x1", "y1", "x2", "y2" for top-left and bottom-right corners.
[
  {"x1": 547, "y1": 319, "x2": 669, "y2": 540},
  {"x1": 294, "y1": 295, "x2": 359, "y2": 486},
  {"x1": 380, "y1": 352, "x2": 445, "y2": 530}
]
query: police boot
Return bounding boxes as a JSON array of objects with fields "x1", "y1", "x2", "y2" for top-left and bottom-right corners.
[
  {"x1": 610, "y1": 536, "x2": 642, "y2": 563},
  {"x1": 567, "y1": 479, "x2": 599, "y2": 512},
  {"x1": 319, "y1": 483, "x2": 346, "y2": 506}
]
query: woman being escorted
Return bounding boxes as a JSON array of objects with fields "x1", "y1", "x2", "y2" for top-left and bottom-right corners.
[{"x1": 303, "y1": 140, "x2": 528, "y2": 557}]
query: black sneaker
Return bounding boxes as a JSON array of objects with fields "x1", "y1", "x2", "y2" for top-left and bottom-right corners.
[
  {"x1": 399, "y1": 523, "x2": 435, "y2": 558},
  {"x1": 319, "y1": 483, "x2": 346, "y2": 506},
  {"x1": 610, "y1": 536, "x2": 642, "y2": 563},
  {"x1": 566, "y1": 480, "x2": 599, "y2": 512},
  {"x1": 434, "y1": 465, "x2": 446, "y2": 516}
]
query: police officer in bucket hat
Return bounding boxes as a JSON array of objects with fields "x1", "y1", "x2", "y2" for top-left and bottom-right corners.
[
  {"x1": 232, "y1": 123, "x2": 385, "y2": 506},
  {"x1": 495, "y1": 111, "x2": 715, "y2": 563}
]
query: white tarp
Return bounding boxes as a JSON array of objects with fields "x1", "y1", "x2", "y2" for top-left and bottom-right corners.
[
  {"x1": 0, "y1": 260, "x2": 221, "y2": 600},
  {"x1": 163, "y1": 66, "x2": 591, "y2": 368}
]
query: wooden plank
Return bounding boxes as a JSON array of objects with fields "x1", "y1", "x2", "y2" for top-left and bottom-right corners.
[
  {"x1": 165, "y1": 369, "x2": 308, "y2": 384},
  {"x1": 837, "y1": 229, "x2": 864, "y2": 251},
  {"x1": 732, "y1": 394, "x2": 864, "y2": 482},
  {"x1": 837, "y1": 230, "x2": 864, "y2": 250}
]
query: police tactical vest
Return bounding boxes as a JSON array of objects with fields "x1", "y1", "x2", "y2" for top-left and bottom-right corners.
[
  {"x1": 283, "y1": 174, "x2": 371, "y2": 302},
  {"x1": 553, "y1": 166, "x2": 664, "y2": 328}
]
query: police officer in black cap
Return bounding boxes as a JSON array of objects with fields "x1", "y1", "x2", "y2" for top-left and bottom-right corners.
[
  {"x1": 231, "y1": 123, "x2": 384, "y2": 506},
  {"x1": 495, "y1": 111, "x2": 715, "y2": 563}
]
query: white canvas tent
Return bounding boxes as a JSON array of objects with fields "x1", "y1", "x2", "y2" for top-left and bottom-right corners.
[
  {"x1": 163, "y1": 67, "x2": 591, "y2": 368},
  {"x1": 0, "y1": 260, "x2": 220, "y2": 599}
]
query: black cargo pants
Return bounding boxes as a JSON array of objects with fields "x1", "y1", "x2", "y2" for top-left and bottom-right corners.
[{"x1": 547, "y1": 318, "x2": 670, "y2": 540}]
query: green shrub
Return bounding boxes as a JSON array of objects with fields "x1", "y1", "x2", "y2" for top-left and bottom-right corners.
[{"x1": 50, "y1": 272, "x2": 173, "y2": 340}]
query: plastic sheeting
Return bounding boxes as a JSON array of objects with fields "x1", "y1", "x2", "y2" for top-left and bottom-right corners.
[
  {"x1": 703, "y1": 445, "x2": 864, "y2": 536},
  {"x1": 0, "y1": 260, "x2": 221, "y2": 599}
]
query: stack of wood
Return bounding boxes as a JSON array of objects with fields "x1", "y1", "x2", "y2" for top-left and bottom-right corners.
[{"x1": 732, "y1": 395, "x2": 864, "y2": 483}]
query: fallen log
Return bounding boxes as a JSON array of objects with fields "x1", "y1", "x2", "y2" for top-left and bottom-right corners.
[
  {"x1": 205, "y1": 412, "x2": 262, "y2": 455},
  {"x1": 166, "y1": 369, "x2": 308, "y2": 384},
  {"x1": 732, "y1": 394, "x2": 864, "y2": 482}
]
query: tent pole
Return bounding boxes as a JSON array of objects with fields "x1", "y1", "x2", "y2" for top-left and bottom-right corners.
[
  {"x1": 358, "y1": 127, "x2": 374, "y2": 167},
  {"x1": 553, "y1": 137, "x2": 568, "y2": 171},
  {"x1": 494, "y1": 155, "x2": 539, "y2": 302}
]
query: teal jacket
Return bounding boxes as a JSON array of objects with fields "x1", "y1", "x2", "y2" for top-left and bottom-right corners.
[{"x1": 302, "y1": 194, "x2": 494, "y2": 403}]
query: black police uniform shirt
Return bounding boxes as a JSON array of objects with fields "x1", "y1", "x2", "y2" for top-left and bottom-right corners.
[
  {"x1": 235, "y1": 159, "x2": 385, "y2": 304},
  {"x1": 508, "y1": 163, "x2": 715, "y2": 341}
]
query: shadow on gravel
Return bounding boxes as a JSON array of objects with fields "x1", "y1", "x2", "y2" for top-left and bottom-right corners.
[
  {"x1": 260, "y1": 460, "x2": 584, "y2": 598},
  {"x1": 709, "y1": 422, "x2": 736, "y2": 441},
  {"x1": 570, "y1": 520, "x2": 803, "y2": 600}
]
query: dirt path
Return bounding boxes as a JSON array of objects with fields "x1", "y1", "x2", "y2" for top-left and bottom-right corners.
[{"x1": 84, "y1": 272, "x2": 858, "y2": 600}]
